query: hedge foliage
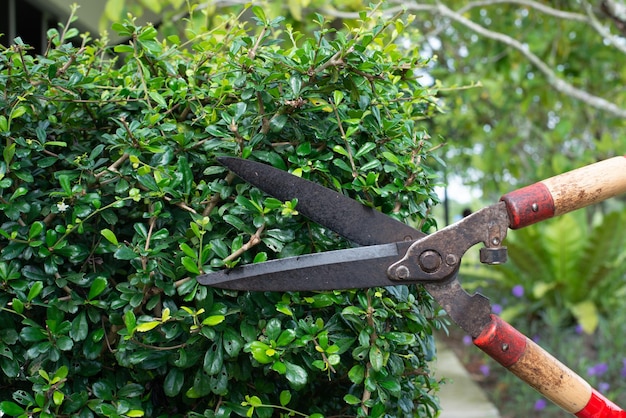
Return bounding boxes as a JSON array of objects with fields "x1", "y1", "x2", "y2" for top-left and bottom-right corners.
[{"x1": 0, "y1": 5, "x2": 446, "y2": 417}]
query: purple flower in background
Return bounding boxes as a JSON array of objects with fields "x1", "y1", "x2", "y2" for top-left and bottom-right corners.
[
  {"x1": 512, "y1": 285, "x2": 524, "y2": 298},
  {"x1": 462, "y1": 335, "x2": 473, "y2": 346},
  {"x1": 491, "y1": 304, "x2": 502, "y2": 315},
  {"x1": 575, "y1": 324, "x2": 584, "y2": 335},
  {"x1": 534, "y1": 399, "x2": 547, "y2": 411},
  {"x1": 479, "y1": 364, "x2": 490, "y2": 377},
  {"x1": 588, "y1": 363, "x2": 609, "y2": 377},
  {"x1": 621, "y1": 359, "x2": 626, "y2": 378},
  {"x1": 599, "y1": 382, "x2": 611, "y2": 393}
]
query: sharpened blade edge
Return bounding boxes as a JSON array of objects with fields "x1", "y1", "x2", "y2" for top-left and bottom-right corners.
[{"x1": 197, "y1": 242, "x2": 407, "y2": 291}]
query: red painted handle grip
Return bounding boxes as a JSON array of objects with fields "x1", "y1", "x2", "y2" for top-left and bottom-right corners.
[
  {"x1": 474, "y1": 315, "x2": 626, "y2": 417},
  {"x1": 501, "y1": 156, "x2": 626, "y2": 229}
]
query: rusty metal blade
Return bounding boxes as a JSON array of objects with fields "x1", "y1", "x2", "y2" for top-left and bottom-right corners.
[
  {"x1": 197, "y1": 242, "x2": 413, "y2": 291},
  {"x1": 217, "y1": 157, "x2": 424, "y2": 245}
]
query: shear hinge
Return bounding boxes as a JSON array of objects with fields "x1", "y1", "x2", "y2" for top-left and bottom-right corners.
[{"x1": 387, "y1": 201, "x2": 510, "y2": 282}]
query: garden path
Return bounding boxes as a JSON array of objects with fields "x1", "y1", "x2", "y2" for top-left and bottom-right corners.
[{"x1": 434, "y1": 339, "x2": 501, "y2": 418}]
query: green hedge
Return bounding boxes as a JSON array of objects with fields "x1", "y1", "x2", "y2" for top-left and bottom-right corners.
[{"x1": 0, "y1": 6, "x2": 445, "y2": 417}]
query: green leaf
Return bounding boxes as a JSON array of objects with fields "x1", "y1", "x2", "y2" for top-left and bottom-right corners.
[
  {"x1": 223, "y1": 214, "x2": 249, "y2": 231},
  {"x1": 58, "y1": 174, "x2": 72, "y2": 196},
  {"x1": 202, "y1": 315, "x2": 225, "y2": 326},
  {"x1": 253, "y1": 252, "x2": 268, "y2": 263},
  {"x1": 10, "y1": 106, "x2": 27, "y2": 120},
  {"x1": 284, "y1": 361, "x2": 307, "y2": 389},
  {"x1": 246, "y1": 341, "x2": 273, "y2": 364},
  {"x1": 332, "y1": 145, "x2": 350, "y2": 157},
  {"x1": 247, "y1": 395, "x2": 263, "y2": 408},
  {"x1": 164, "y1": 368, "x2": 185, "y2": 397},
  {"x1": 28, "y1": 221, "x2": 44, "y2": 239},
  {"x1": 360, "y1": 158, "x2": 381, "y2": 171},
  {"x1": 355, "y1": 142, "x2": 376, "y2": 158},
  {"x1": 179, "y1": 242, "x2": 197, "y2": 259},
  {"x1": 114, "y1": 245, "x2": 137, "y2": 260},
  {"x1": 136, "y1": 321, "x2": 160, "y2": 332},
  {"x1": 88, "y1": 276, "x2": 108, "y2": 300},
  {"x1": 149, "y1": 91, "x2": 167, "y2": 108},
  {"x1": 100, "y1": 228, "x2": 118, "y2": 246},
  {"x1": 379, "y1": 378, "x2": 401, "y2": 393},
  {"x1": 0, "y1": 401, "x2": 25, "y2": 415},
  {"x1": 348, "y1": 364, "x2": 365, "y2": 384},
  {"x1": 279, "y1": 390, "x2": 291, "y2": 407},
  {"x1": 223, "y1": 327, "x2": 244, "y2": 357},
  {"x1": 12, "y1": 299, "x2": 24, "y2": 315},
  {"x1": 20, "y1": 326, "x2": 46, "y2": 342},
  {"x1": 70, "y1": 311, "x2": 88, "y2": 341},
  {"x1": 276, "y1": 329, "x2": 296, "y2": 346},
  {"x1": 53, "y1": 365, "x2": 69, "y2": 381},
  {"x1": 0, "y1": 115, "x2": 8, "y2": 132},
  {"x1": 124, "y1": 310, "x2": 137, "y2": 333},
  {"x1": 181, "y1": 256, "x2": 200, "y2": 275},
  {"x1": 343, "y1": 394, "x2": 361, "y2": 405},
  {"x1": 92, "y1": 381, "x2": 114, "y2": 401},
  {"x1": 117, "y1": 383, "x2": 144, "y2": 398},
  {"x1": 10, "y1": 186, "x2": 28, "y2": 201},
  {"x1": 369, "y1": 346, "x2": 384, "y2": 372},
  {"x1": 178, "y1": 156, "x2": 193, "y2": 196},
  {"x1": 333, "y1": 90, "x2": 344, "y2": 106},
  {"x1": 269, "y1": 114, "x2": 288, "y2": 133},
  {"x1": 114, "y1": 44, "x2": 134, "y2": 53},
  {"x1": 203, "y1": 342, "x2": 224, "y2": 375},
  {"x1": 251, "y1": 6, "x2": 267, "y2": 23},
  {"x1": 27, "y1": 281, "x2": 43, "y2": 302}
]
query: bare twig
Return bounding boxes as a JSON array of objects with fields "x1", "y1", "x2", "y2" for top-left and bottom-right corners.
[
  {"x1": 95, "y1": 153, "x2": 129, "y2": 179},
  {"x1": 583, "y1": 0, "x2": 626, "y2": 54},
  {"x1": 223, "y1": 224, "x2": 265, "y2": 263},
  {"x1": 431, "y1": 2, "x2": 626, "y2": 118}
]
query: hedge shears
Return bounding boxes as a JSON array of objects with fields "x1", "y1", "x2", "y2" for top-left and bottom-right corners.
[{"x1": 198, "y1": 155, "x2": 626, "y2": 417}]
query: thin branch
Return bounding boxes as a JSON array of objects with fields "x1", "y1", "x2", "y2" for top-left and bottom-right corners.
[
  {"x1": 95, "y1": 153, "x2": 129, "y2": 179},
  {"x1": 431, "y1": 2, "x2": 626, "y2": 118},
  {"x1": 223, "y1": 224, "x2": 265, "y2": 263},
  {"x1": 583, "y1": 0, "x2": 626, "y2": 54},
  {"x1": 456, "y1": 0, "x2": 588, "y2": 22}
]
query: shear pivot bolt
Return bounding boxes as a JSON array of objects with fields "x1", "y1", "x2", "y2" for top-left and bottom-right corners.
[{"x1": 419, "y1": 250, "x2": 442, "y2": 273}]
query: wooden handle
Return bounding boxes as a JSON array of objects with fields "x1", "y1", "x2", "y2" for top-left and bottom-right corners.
[
  {"x1": 473, "y1": 315, "x2": 626, "y2": 417},
  {"x1": 501, "y1": 156, "x2": 626, "y2": 229}
]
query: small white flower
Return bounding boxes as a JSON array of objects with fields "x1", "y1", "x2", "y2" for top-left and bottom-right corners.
[{"x1": 57, "y1": 201, "x2": 70, "y2": 212}]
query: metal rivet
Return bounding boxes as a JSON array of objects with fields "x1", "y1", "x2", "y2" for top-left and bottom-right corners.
[
  {"x1": 395, "y1": 265, "x2": 410, "y2": 280},
  {"x1": 445, "y1": 254, "x2": 458, "y2": 266},
  {"x1": 501, "y1": 343, "x2": 509, "y2": 352},
  {"x1": 491, "y1": 237, "x2": 500, "y2": 246},
  {"x1": 531, "y1": 203, "x2": 539, "y2": 212}
]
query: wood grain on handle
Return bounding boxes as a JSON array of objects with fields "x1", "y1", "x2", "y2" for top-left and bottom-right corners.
[
  {"x1": 474, "y1": 315, "x2": 626, "y2": 417},
  {"x1": 501, "y1": 156, "x2": 626, "y2": 229}
]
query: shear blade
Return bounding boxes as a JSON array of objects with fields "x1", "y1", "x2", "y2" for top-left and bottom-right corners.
[
  {"x1": 197, "y1": 242, "x2": 413, "y2": 291},
  {"x1": 217, "y1": 157, "x2": 424, "y2": 245}
]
